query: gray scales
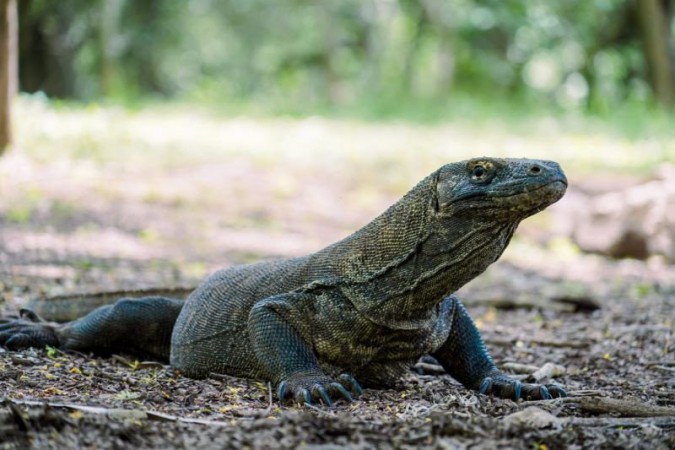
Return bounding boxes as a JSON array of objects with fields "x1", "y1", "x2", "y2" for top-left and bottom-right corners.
[{"x1": 1, "y1": 157, "x2": 568, "y2": 405}]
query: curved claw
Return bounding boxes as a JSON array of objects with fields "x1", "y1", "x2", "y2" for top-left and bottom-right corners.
[
  {"x1": 295, "y1": 389, "x2": 312, "y2": 406},
  {"x1": 330, "y1": 382, "x2": 353, "y2": 402},
  {"x1": 547, "y1": 384, "x2": 567, "y2": 398},
  {"x1": 512, "y1": 380, "x2": 522, "y2": 401},
  {"x1": 338, "y1": 373, "x2": 363, "y2": 396},
  {"x1": 539, "y1": 385, "x2": 551, "y2": 400},
  {"x1": 19, "y1": 309, "x2": 44, "y2": 323},
  {"x1": 277, "y1": 380, "x2": 288, "y2": 401},
  {"x1": 479, "y1": 377, "x2": 493, "y2": 395},
  {"x1": 313, "y1": 384, "x2": 332, "y2": 407}
]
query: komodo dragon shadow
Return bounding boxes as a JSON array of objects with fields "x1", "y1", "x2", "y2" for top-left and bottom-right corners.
[{"x1": 1, "y1": 157, "x2": 568, "y2": 406}]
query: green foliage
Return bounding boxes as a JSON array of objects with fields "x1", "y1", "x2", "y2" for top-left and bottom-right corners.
[
  {"x1": 45, "y1": 346, "x2": 58, "y2": 359},
  {"x1": 5, "y1": 186, "x2": 44, "y2": 224},
  {"x1": 16, "y1": 0, "x2": 673, "y2": 120}
]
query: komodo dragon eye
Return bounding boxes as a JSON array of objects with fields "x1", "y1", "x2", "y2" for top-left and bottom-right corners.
[
  {"x1": 468, "y1": 162, "x2": 495, "y2": 185},
  {"x1": 472, "y1": 166, "x2": 486, "y2": 178}
]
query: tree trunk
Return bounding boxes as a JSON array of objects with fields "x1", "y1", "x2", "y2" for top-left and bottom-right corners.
[
  {"x1": 637, "y1": 0, "x2": 674, "y2": 108},
  {"x1": 420, "y1": 0, "x2": 455, "y2": 97},
  {"x1": 0, "y1": 0, "x2": 17, "y2": 154},
  {"x1": 99, "y1": 0, "x2": 126, "y2": 98}
]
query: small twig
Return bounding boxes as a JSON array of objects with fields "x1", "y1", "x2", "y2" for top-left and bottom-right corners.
[
  {"x1": 97, "y1": 370, "x2": 137, "y2": 386},
  {"x1": 465, "y1": 295, "x2": 600, "y2": 313},
  {"x1": 466, "y1": 298, "x2": 572, "y2": 312},
  {"x1": 62, "y1": 349, "x2": 91, "y2": 359},
  {"x1": 6, "y1": 398, "x2": 235, "y2": 427},
  {"x1": 265, "y1": 381, "x2": 274, "y2": 413},
  {"x1": 567, "y1": 417, "x2": 675, "y2": 428},
  {"x1": 501, "y1": 362, "x2": 539, "y2": 374},
  {"x1": 556, "y1": 396, "x2": 675, "y2": 417},
  {"x1": 146, "y1": 410, "x2": 179, "y2": 422},
  {"x1": 486, "y1": 338, "x2": 590, "y2": 349},
  {"x1": 608, "y1": 325, "x2": 672, "y2": 334},
  {"x1": 9, "y1": 354, "x2": 39, "y2": 366},
  {"x1": 304, "y1": 402, "x2": 338, "y2": 418},
  {"x1": 579, "y1": 396, "x2": 675, "y2": 417},
  {"x1": 527, "y1": 339, "x2": 590, "y2": 349},
  {"x1": 484, "y1": 338, "x2": 515, "y2": 347},
  {"x1": 209, "y1": 372, "x2": 232, "y2": 381},
  {"x1": 551, "y1": 296, "x2": 601, "y2": 313},
  {"x1": 112, "y1": 354, "x2": 135, "y2": 368},
  {"x1": 136, "y1": 361, "x2": 166, "y2": 370},
  {"x1": 565, "y1": 389, "x2": 606, "y2": 396},
  {"x1": 646, "y1": 360, "x2": 675, "y2": 366}
]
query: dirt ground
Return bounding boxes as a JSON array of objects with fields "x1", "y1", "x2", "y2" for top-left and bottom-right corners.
[{"x1": 0, "y1": 113, "x2": 674, "y2": 448}]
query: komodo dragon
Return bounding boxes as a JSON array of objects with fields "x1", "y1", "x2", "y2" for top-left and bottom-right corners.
[{"x1": 0, "y1": 157, "x2": 568, "y2": 405}]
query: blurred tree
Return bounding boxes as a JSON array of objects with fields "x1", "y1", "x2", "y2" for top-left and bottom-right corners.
[
  {"x1": 0, "y1": 0, "x2": 17, "y2": 154},
  {"x1": 18, "y1": 0, "x2": 93, "y2": 98},
  {"x1": 637, "y1": 0, "x2": 674, "y2": 108},
  {"x1": 13, "y1": 0, "x2": 675, "y2": 115}
]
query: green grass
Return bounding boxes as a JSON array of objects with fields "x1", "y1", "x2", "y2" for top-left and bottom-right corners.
[
  {"x1": 12, "y1": 95, "x2": 674, "y2": 184},
  {"x1": 178, "y1": 87, "x2": 675, "y2": 141},
  {"x1": 2, "y1": 95, "x2": 672, "y2": 271}
]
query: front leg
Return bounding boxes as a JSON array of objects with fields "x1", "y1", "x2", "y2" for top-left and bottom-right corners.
[
  {"x1": 248, "y1": 293, "x2": 362, "y2": 406},
  {"x1": 432, "y1": 296, "x2": 566, "y2": 400}
]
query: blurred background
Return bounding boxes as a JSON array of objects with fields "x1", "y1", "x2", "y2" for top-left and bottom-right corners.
[
  {"x1": 13, "y1": 0, "x2": 675, "y2": 120},
  {"x1": 0, "y1": 0, "x2": 674, "y2": 296}
]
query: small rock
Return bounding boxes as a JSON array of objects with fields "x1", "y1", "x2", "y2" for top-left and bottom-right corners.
[
  {"x1": 555, "y1": 173, "x2": 675, "y2": 262},
  {"x1": 502, "y1": 406, "x2": 561, "y2": 430},
  {"x1": 530, "y1": 362, "x2": 566, "y2": 382}
]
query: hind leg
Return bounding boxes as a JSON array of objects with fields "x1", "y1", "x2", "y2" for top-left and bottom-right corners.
[{"x1": 0, "y1": 296, "x2": 183, "y2": 362}]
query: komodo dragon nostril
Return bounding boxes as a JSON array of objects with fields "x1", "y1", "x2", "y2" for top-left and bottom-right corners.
[{"x1": 529, "y1": 165, "x2": 542, "y2": 175}]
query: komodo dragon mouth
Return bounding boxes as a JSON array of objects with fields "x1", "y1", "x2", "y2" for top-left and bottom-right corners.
[
  {"x1": 442, "y1": 177, "x2": 567, "y2": 220},
  {"x1": 491, "y1": 178, "x2": 568, "y2": 214}
]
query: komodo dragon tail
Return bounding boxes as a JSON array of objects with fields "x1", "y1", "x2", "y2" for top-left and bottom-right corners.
[{"x1": 25, "y1": 286, "x2": 196, "y2": 322}]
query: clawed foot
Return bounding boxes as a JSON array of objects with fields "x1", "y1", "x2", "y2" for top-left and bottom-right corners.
[
  {"x1": 479, "y1": 371, "x2": 566, "y2": 401},
  {"x1": 278, "y1": 372, "x2": 363, "y2": 406},
  {"x1": 0, "y1": 309, "x2": 60, "y2": 350}
]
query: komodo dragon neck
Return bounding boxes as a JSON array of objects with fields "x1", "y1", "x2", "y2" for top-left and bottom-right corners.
[{"x1": 309, "y1": 169, "x2": 520, "y2": 330}]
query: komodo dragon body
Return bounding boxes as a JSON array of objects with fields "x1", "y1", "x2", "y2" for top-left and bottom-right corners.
[{"x1": 1, "y1": 157, "x2": 568, "y2": 405}]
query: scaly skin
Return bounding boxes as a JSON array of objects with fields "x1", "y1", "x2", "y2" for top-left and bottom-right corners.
[{"x1": 1, "y1": 157, "x2": 568, "y2": 405}]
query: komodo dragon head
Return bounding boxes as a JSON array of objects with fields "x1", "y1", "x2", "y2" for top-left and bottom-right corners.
[{"x1": 434, "y1": 157, "x2": 567, "y2": 221}]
